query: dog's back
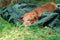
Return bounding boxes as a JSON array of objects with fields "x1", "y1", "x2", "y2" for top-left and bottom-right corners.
[{"x1": 34, "y1": 2, "x2": 58, "y2": 17}]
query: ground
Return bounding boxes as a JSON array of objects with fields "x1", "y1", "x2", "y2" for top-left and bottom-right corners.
[{"x1": 0, "y1": 16, "x2": 60, "y2": 40}]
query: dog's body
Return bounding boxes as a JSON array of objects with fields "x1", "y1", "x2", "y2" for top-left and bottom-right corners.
[{"x1": 22, "y1": 2, "x2": 58, "y2": 26}]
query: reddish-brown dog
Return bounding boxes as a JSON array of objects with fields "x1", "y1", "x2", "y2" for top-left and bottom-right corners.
[{"x1": 21, "y1": 2, "x2": 58, "y2": 26}]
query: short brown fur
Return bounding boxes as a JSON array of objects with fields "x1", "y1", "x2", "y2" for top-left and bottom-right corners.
[{"x1": 22, "y1": 2, "x2": 58, "y2": 26}]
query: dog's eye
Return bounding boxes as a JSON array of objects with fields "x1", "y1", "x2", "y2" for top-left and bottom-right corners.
[
  {"x1": 34, "y1": 16, "x2": 37, "y2": 20},
  {"x1": 34, "y1": 17, "x2": 36, "y2": 19}
]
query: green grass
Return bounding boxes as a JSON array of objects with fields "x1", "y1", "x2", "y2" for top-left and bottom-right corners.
[
  {"x1": 0, "y1": 16, "x2": 60, "y2": 40},
  {"x1": 0, "y1": 0, "x2": 60, "y2": 40}
]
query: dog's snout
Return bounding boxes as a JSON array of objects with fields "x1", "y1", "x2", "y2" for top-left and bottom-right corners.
[{"x1": 23, "y1": 22, "x2": 31, "y2": 26}]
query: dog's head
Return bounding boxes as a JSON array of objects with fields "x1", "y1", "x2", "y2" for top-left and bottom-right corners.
[{"x1": 21, "y1": 11, "x2": 38, "y2": 26}]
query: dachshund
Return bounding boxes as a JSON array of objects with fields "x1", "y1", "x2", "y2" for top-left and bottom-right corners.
[{"x1": 21, "y1": 2, "x2": 58, "y2": 26}]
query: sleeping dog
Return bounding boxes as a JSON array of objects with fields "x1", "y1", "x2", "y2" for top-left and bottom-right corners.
[{"x1": 21, "y1": 2, "x2": 58, "y2": 26}]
